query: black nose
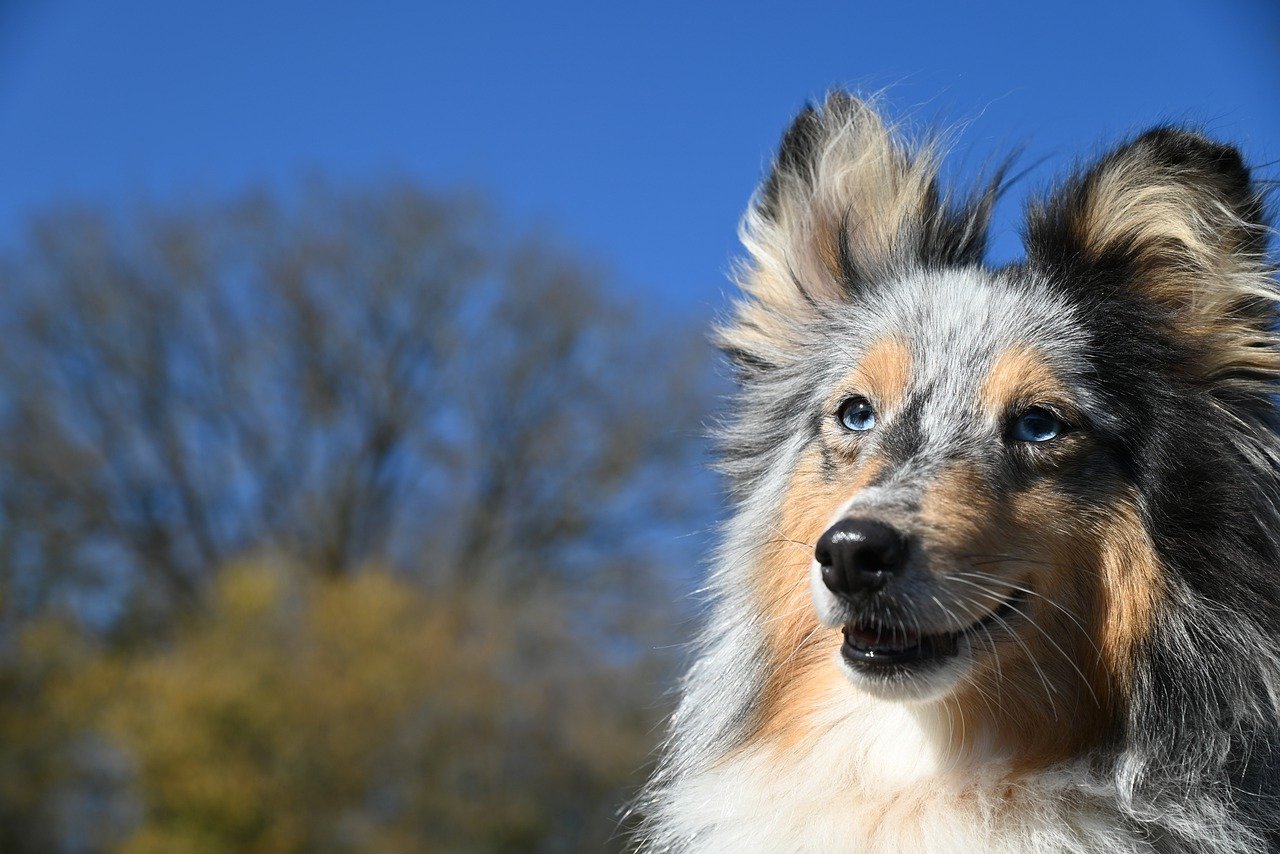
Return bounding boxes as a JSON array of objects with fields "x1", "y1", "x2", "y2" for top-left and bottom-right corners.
[{"x1": 815, "y1": 518, "x2": 908, "y2": 598}]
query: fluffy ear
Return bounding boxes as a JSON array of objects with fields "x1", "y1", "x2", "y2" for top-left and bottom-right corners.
[
  {"x1": 724, "y1": 93, "x2": 997, "y2": 368},
  {"x1": 1025, "y1": 129, "x2": 1276, "y2": 381}
]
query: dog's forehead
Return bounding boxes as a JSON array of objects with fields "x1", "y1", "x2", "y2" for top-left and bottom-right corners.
[{"x1": 840, "y1": 267, "x2": 1084, "y2": 399}]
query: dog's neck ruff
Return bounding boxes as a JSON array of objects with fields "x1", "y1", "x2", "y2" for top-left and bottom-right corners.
[{"x1": 651, "y1": 683, "x2": 1145, "y2": 854}]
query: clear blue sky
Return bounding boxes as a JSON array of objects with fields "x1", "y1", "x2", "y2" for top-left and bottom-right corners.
[{"x1": 0, "y1": 0, "x2": 1276, "y2": 315}]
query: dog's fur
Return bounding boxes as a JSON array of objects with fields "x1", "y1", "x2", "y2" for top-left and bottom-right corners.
[{"x1": 636, "y1": 94, "x2": 1280, "y2": 852}]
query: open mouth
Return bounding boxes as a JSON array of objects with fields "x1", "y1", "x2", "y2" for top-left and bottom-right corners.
[{"x1": 840, "y1": 588, "x2": 1028, "y2": 674}]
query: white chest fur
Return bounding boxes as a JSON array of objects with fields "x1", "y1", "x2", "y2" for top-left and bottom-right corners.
[{"x1": 657, "y1": 694, "x2": 1140, "y2": 853}]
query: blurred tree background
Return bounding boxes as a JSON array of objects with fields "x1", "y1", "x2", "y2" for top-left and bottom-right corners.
[{"x1": 0, "y1": 185, "x2": 716, "y2": 852}]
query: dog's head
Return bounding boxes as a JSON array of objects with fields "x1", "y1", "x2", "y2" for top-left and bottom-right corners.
[{"x1": 723, "y1": 94, "x2": 1277, "y2": 759}]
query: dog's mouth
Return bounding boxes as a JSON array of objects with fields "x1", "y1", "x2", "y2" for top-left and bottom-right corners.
[{"x1": 840, "y1": 588, "x2": 1028, "y2": 674}]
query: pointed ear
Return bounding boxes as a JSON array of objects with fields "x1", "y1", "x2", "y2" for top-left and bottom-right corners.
[
  {"x1": 723, "y1": 93, "x2": 997, "y2": 367},
  {"x1": 1026, "y1": 128, "x2": 1276, "y2": 380}
]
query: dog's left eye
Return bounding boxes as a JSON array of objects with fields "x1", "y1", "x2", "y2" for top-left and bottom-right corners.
[
  {"x1": 837, "y1": 397, "x2": 877, "y2": 432},
  {"x1": 1009, "y1": 407, "x2": 1067, "y2": 443}
]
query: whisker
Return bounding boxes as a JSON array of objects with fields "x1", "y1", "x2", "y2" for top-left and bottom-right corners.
[
  {"x1": 979, "y1": 619, "x2": 1008, "y2": 712},
  {"x1": 949, "y1": 580, "x2": 1100, "y2": 708},
  {"x1": 756, "y1": 594, "x2": 821, "y2": 628},
  {"x1": 947, "y1": 588, "x2": 1021, "y2": 718},
  {"x1": 950, "y1": 588, "x2": 1062, "y2": 721},
  {"x1": 931, "y1": 592, "x2": 1002, "y2": 725},
  {"x1": 951, "y1": 571, "x2": 1103, "y2": 659},
  {"x1": 966, "y1": 557, "x2": 1056, "y2": 570},
  {"x1": 958, "y1": 552, "x2": 1054, "y2": 565},
  {"x1": 990, "y1": 609, "x2": 1062, "y2": 722},
  {"x1": 760, "y1": 537, "x2": 818, "y2": 553},
  {"x1": 948, "y1": 589, "x2": 1012, "y2": 712},
  {"x1": 762, "y1": 519, "x2": 817, "y2": 552},
  {"x1": 962, "y1": 554, "x2": 1106, "y2": 579},
  {"x1": 776, "y1": 622, "x2": 826, "y2": 673}
]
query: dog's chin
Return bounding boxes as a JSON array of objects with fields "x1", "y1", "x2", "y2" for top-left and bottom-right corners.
[{"x1": 837, "y1": 635, "x2": 973, "y2": 702}]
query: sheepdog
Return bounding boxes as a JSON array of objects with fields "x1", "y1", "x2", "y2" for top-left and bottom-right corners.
[{"x1": 637, "y1": 92, "x2": 1280, "y2": 853}]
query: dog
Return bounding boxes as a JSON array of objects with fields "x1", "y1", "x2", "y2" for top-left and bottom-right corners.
[{"x1": 636, "y1": 93, "x2": 1280, "y2": 852}]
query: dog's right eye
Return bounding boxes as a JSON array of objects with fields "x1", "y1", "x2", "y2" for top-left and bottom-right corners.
[
  {"x1": 1009, "y1": 407, "x2": 1068, "y2": 443},
  {"x1": 837, "y1": 397, "x2": 877, "y2": 432}
]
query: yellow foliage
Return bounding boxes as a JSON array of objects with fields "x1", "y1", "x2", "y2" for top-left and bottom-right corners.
[
  {"x1": 52, "y1": 560, "x2": 660, "y2": 852},
  {"x1": 0, "y1": 619, "x2": 105, "y2": 842}
]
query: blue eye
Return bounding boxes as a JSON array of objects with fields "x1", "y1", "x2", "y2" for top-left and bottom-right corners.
[
  {"x1": 837, "y1": 397, "x2": 877, "y2": 432},
  {"x1": 1010, "y1": 407, "x2": 1067, "y2": 443}
]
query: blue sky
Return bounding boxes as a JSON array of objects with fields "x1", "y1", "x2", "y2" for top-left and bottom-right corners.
[{"x1": 0, "y1": 0, "x2": 1276, "y2": 316}]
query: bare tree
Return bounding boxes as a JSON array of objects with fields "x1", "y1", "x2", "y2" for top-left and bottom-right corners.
[{"x1": 0, "y1": 185, "x2": 714, "y2": 636}]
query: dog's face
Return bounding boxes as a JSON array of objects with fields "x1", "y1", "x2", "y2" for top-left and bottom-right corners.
[
  {"x1": 723, "y1": 95, "x2": 1274, "y2": 758},
  {"x1": 801, "y1": 267, "x2": 1125, "y2": 704}
]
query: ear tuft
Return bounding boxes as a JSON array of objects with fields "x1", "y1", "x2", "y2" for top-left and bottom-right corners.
[
  {"x1": 1028, "y1": 128, "x2": 1266, "y2": 270},
  {"x1": 758, "y1": 103, "x2": 823, "y2": 223},
  {"x1": 1026, "y1": 127, "x2": 1276, "y2": 384},
  {"x1": 723, "y1": 93, "x2": 999, "y2": 372}
]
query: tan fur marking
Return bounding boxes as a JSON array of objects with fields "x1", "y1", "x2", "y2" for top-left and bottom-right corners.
[
  {"x1": 752, "y1": 450, "x2": 884, "y2": 748},
  {"x1": 918, "y1": 462, "x2": 995, "y2": 551},
  {"x1": 920, "y1": 465, "x2": 1163, "y2": 772},
  {"x1": 980, "y1": 344, "x2": 1068, "y2": 412},
  {"x1": 849, "y1": 338, "x2": 912, "y2": 413},
  {"x1": 1092, "y1": 498, "x2": 1162, "y2": 688}
]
